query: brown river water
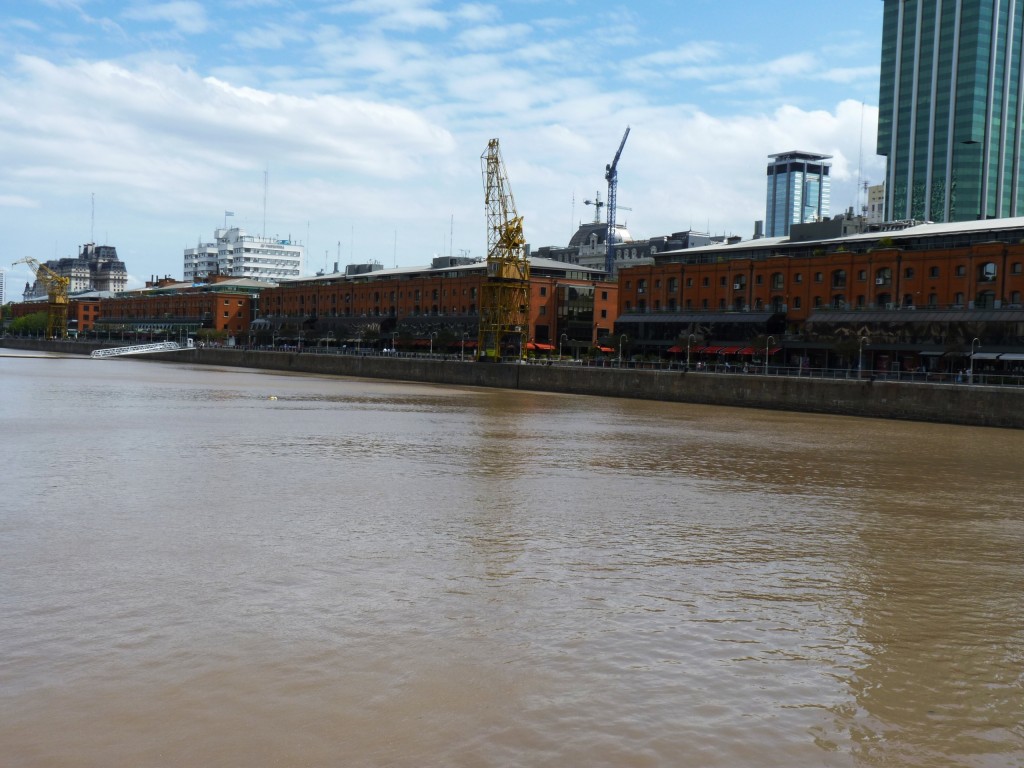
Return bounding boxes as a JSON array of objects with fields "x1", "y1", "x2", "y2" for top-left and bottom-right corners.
[{"x1": 1, "y1": 351, "x2": 1022, "y2": 767}]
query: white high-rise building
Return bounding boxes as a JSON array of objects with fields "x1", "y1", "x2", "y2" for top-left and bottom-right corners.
[
  {"x1": 184, "y1": 227, "x2": 304, "y2": 283},
  {"x1": 866, "y1": 183, "x2": 886, "y2": 225},
  {"x1": 0, "y1": 267, "x2": 5, "y2": 305}
]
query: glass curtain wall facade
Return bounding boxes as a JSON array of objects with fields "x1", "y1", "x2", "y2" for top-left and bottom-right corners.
[
  {"x1": 765, "y1": 151, "x2": 832, "y2": 237},
  {"x1": 878, "y1": 0, "x2": 1024, "y2": 223}
]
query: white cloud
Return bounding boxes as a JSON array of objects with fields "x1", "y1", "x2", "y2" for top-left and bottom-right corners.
[
  {"x1": 0, "y1": 2, "x2": 886, "y2": 281},
  {"x1": 0, "y1": 54, "x2": 456, "y2": 252},
  {"x1": 454, "y1": 4, "x2": 499, "y2": 24},
  {"x1": 456, "y1": 22, "x2": 532, "y2": 51},
  {"x1": 816, "y1": 65, "x2": 881, "y2": 85},
  {"x1": 491, "y1": 99, "x2": 884, "y2": 247},
  {"x1": 0, "y1": 194, "x2": 38, "y2": 208},
  {"x1": 233, "y1": 23, "x2": 307, "y2": 51},
  {"x1": 122, "y1": 1, "x2": 209, "y2": 35},
  {"x1": 629, "y1": 42, "x2": 725, "y2": 69},
  {"x1": 5, "y1": 18, "x2": 43, "y2": 32},
  {"x1": 326, "y1": 0, "x2": 449, "y2": 32}
]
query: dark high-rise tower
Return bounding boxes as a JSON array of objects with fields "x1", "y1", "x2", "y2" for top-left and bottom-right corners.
[
  {"x1": 878, "y1": 0, "x2": 1024, "y2": 222},
  {"x1": 765, "y1": 151, "x2": 832, "y2": 237}
]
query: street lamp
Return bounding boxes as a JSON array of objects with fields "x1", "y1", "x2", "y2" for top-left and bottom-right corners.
[
  {"x1": 430, "y1": 331, "x2": 438, "y2": 356},
  {"x1": 560, "y1": 333, "x2": 568, "y2": 360},
  {"x1": 461, "y1": 331, "x2": 468, "y2": 361},
  {"x1": 764, "y1": 335, "x2": 775, "y2": 375},
  {"x1": 970, "y1": 337, "x2": 981, "y2": 384},
  {"x1": 619, "y1": 334, "x2": 627, "y2": 366},
  {"x1": 687, "y1": 333, "x2": 697, "y2": 371}
]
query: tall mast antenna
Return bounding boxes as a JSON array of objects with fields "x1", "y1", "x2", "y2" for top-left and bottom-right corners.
[
  {"x1": 262, "y1": 167, "x2": 268, "y2": 238},
  {"x1": 856, "y1": 101, "x2": 865, "y2": 213}
]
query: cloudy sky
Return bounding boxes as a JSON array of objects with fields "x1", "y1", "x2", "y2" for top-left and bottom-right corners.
[{"x1": 1, "y1": 0, "x2": 885, "y2": 292}]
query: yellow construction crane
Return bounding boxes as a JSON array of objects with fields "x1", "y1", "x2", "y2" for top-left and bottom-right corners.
[
  {"x1": 478, "y1": 138, "x2": 530, "y2": 361},
  {"x1": 13, "y1": 257, "x2": 70, "y2": 338}
]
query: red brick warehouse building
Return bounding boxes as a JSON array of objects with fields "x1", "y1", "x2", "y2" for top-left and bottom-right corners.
[
  {"x1": 256, "y1": 255, "x2": 617, "y2": 354},
  {"x1": 614, "y1": 217, "x2": 1024, "y2": 370}
]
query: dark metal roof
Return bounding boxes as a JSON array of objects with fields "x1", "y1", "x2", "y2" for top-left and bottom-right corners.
[
  {"x1": 807, "y1": 309, "x2": 1024, "y2": 325},
  {"x1": 616, "y1": 312, "x2": 779, "y2": 325}
]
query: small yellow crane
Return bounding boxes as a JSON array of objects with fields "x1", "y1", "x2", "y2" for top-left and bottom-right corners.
[
  {"x1": 478, "y1": 139, "x2": 530, "y2": 361},
  {"x1": 13, "y1": 257, "x2": 71, "y2": 339}
]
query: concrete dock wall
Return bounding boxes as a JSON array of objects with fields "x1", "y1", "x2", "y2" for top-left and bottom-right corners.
[{"x1": 5, "y1": 339, "x2": 1020, "y2": 429}]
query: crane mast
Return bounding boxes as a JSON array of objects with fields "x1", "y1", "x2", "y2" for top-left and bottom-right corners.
[
  {"x1": 13, "y1": 257, "x2": 70, "y2": 339},
  {"x1": 604, "y1": 126, "x2": 630, "y2": 277},
  {"x1": 478, "y1": 139, "x2": 530, "y2": 362}
]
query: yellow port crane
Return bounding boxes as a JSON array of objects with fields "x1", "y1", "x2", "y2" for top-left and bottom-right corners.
[
  {"x1": 478, "y1": 139, "x2": 530, "y2": 362},
  {"x1": 13, "y1": 257, "x2": 71, "y2": 339}
]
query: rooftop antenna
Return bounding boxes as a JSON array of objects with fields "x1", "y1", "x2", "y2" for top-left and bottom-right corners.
[
  {"x1": 262, "y1": 166, "x2": 268, "y2": 238},
  {"x1": 856, "y1": 101, "x2": 865, "y2": 213},
  {"x1": 584, "y1": 191, "x2": 605, "y2": 224}
]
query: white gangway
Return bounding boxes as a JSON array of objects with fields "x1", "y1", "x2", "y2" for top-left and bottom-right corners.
[{"x1": 91, "y1": 339, "x2": 193, "y2": 358}]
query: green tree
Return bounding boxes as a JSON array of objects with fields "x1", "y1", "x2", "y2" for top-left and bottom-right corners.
[
  {"x1": 10, "y1": 311, "x2": 47, "y2": 335},
  {"x1": 197, "y1": 328, "x2": 228, "y2": 344}
]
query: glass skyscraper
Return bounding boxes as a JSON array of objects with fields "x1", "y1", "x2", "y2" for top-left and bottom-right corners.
[
  {"x1": 765, "y1": 151, "x2": 832, "y2": 237},
  {"x1": 878, "y1": 0, "x2": 1024, "y2": 222}
]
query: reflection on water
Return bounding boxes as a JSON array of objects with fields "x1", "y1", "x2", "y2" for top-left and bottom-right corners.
[{"x1": 1, "y1": 353, "x2": 1022, "y2": 767}]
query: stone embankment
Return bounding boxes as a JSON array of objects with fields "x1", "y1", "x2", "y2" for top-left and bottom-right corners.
[{"x1": 5, "y1": 338, "x2": 1021, "y2": 429}]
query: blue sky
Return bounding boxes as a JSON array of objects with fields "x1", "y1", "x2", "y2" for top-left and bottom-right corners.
[{"x1": 1, "y1": 0, "x2": 885, "y2": 292}]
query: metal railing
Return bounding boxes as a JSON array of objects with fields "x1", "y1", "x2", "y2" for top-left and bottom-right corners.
[{"x1": 90, "y1": 341, "x2": 185, "y2": 358}]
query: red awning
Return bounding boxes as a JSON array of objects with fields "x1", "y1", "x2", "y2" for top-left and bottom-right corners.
[
  {"x1": 719, "y1": 346, "x2": 743, "y2": 354},
  {"x1": 737, "y1": 347, "x2": 755, "y2": 355},
  {"x1": 597, "y1": 346, "x2": 614, "y2": 353},
  {"x1": 530, "y1": 342, "x2": 556, "y2": 351},
  {"x1": 702, "y1": 345, "x2": 722, "y2": 354},
  {"x1": 667, "y1": 345, "x2": 683, "y2": 353}
]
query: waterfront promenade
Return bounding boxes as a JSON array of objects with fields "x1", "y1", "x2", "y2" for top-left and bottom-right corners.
[{"x1": 5, "y1": 337, "x2": 1022, "y2": 429}]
